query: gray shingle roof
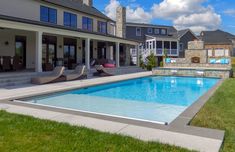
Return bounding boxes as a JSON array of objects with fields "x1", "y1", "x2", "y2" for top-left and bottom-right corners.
[
  {"x1": 41, "y1": 0, "x2": 112, "y2": 21},
  {"x1": 177, "y1": 29, "x2": 189, "y2": 38},
  {"x1": 200, "y1": 29, "x2": 235, "y2": 45}
]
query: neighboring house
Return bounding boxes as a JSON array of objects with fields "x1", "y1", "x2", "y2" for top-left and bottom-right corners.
[
  {"x1": 126, "y1": 23, "x2": 197, "y2": 64},
  {"x1": 0, "y1": 0, "x2": 138, "y2": 73},
  {"x1": 177, "y1": 29, "x2": 198, "y2": 57},
  {"x1": 200, "y1": 30, "x2": 235, "y2": 57}
]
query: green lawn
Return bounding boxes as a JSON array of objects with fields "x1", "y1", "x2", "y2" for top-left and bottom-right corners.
[
  {"x1": 191, "y1": 78, "x2": 235, "y2": 152},
  {"x1": 0, "y1": 110, "x2": 192, "y2": 152}
]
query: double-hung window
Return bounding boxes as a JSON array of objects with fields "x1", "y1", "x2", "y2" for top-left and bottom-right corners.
[
  {"x1": 97, "y1": 21, "x2": 107, "y2": 34},
  {"x1": 40, "y1": 6, "x2": 57, "y2": 24},
  {"x1": 64, "y1": 12, "x2": 77, "y2": 28},
  {"x1": 82, "y1": 17, "x2": 93, "y2": 31}
]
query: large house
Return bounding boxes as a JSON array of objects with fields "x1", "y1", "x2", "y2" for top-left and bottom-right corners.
[
  {"x1": 126, "y1": 23, "x2": 198, "y2": 64},
  {"x1": 0, "y1": 0, "x2": 139, "y2": 73},
  {"x1": 200, "y1": 30, "x2": 235, "y2": 57}
]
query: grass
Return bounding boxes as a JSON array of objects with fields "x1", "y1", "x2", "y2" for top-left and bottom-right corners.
[
  {"x1": 191, "y1": 78, "x2": 235, "y2": 152},
  {"x1": 0, "y1": 110, "x2": 192, "y2": 152}
]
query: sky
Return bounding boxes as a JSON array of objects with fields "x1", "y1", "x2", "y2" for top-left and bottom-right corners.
[{"x1": 94, "y1": 0, "x2": 235, "y2": 34}]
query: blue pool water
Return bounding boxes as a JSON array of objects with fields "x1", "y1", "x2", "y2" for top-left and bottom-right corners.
[{"x1": 24, "y1": 76, "x2": 219, "y2": 124}]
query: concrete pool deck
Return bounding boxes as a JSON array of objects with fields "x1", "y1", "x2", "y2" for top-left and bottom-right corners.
[{"x1": 0, "y1": 71, "x2": 225, "y2": 152}]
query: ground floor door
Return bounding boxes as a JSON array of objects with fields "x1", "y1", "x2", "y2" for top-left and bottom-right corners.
[
  {"x1": 97, "y1": 42, "x2": 106, "y2": 59},
  {"x1": 64, "y1": 38, "x2": 77, "y2": 69},
  {"x1": 15, "y1": 36, "x2": 26, "y2": 68},
  {"x1": 42, "y1": 35, "x2": 57, "y2": 71}
]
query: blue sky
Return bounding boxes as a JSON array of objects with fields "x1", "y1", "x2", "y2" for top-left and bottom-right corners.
[{"x1": 94, "y1": 0, "x2": 235, "y2": 34}]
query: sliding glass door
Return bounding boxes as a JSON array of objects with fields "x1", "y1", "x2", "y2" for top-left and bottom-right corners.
[
  {"x1": 64, "y1": 38, "x2": 77, "y2": 69},
  {"x1": 42, "y1": 36, "x2": 57, "y2": 71}
]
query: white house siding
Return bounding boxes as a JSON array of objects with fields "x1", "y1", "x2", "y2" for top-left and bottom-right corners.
[
  {"x1": 0, "y1": 29, "x2": 36, "y2": 69},
  {"x1": 0, "y1": 0, "x2": 111, "y2": 33}
]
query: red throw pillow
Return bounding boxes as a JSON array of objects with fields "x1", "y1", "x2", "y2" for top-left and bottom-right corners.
[{"x1": 104, "y1": 63, "x2": 115, "y2": 68}]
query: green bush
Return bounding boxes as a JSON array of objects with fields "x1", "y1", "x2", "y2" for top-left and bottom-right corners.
[
  {"x1": 160, "y1": 61, "x2": 164, "y2": 67},
  {"x1": 146, "y1": 53, "x2": 157, "y2": 71}
]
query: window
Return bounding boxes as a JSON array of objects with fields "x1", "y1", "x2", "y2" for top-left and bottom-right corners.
[
  {"x1": 97, "y1": 21, "x2": 107, "y2": 34},
  {"x1": 161, "y1": 29, "x2": 167, "y2": 35},
  {"x1": 147, "y1": 28, "x2": 153, "y2": 34},
  {"x1": 40, "y1": 6, "x2": 57, "y2": 24},
  {"x1": 82, "y1": 17, "x2": 93, "y2": 31},
  {"x1": 64, "y1": 12, "x2": 77, "y2": 28},
  {"x1": 155, "y1": 28, "x2": 160, "y2": 34},
  {"x1": 136, "y1": 27, "x2": 141, "y2": 36}
]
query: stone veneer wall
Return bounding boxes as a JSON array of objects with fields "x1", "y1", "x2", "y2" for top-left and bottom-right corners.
[
  {"x1": 153, "y1": 68, "x2": 231, "y2": 78},
  {"x1": 116, "y1": 6, "x2": 126, "y2": 38},
  {"x1": 164, "y1": 63, "x2": 231, "y2": 69},
  {"x1": 185, "y1": 49, "x2": 207, "y2": 63}
]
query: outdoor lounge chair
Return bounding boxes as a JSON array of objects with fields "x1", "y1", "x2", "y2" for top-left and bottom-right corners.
[
  {"x1": 93, "y1": 65, "x2": 115, "y2": 77},
  {"x1": 12, "y1": 56, "x2": 24, "y2": 71},
  {"x1": 31, "y1": 66, "x2": 65, "y2": 85},
  {"x1": 64, "y1": 65, "x2": 87, "y2": 81}
]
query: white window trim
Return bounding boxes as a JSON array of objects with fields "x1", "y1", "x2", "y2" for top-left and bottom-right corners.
[{"x1": 136, "y1": 27, "x2": 142, "y2": 36}]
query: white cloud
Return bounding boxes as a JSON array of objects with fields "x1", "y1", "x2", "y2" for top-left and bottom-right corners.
[
  {"x1": 104, "y1": 0, "x2": 152, "y2": 23},
  {"x1": 104, "y1": 0, "x2": 222, "y2": 33},
  {"x1": 151, "y1": 0, "x2": 221, "y2": 33}
]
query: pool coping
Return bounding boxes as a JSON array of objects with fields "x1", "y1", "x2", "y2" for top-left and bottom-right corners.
[{"x1": 0, "y1": 72, "x2": 225, "y2": 152}]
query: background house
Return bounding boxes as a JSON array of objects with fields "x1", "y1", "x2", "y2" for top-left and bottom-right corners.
[
  {"x1": 200, "y1": 30, "x2": 235, "y2": 57},
  {"x1": 126, "y1": 23, "x2": 197, "y2": 64}
]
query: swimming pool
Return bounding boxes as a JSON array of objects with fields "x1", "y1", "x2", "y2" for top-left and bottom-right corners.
[{"x1": 22, "y1": 76, "x2": 219, "y2": 124}]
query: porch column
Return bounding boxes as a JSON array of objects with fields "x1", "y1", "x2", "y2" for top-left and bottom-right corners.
[
  {"x1": 115, "y1": 42, "x2": 120, "y2": 67},
  {"x1": 35, "y1": 31, "x2": 43, "y2": 72},
  {"x1": 136, "y1": 45, "x2": 140, "y2": 66},
  {"x1": 85, "y1": 38, "x2": 90, "y2": 69}
]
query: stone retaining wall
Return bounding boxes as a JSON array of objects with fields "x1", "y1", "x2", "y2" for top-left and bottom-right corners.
[{"x1": 153, "y1": 68, "x2": 232, "y2": 78}]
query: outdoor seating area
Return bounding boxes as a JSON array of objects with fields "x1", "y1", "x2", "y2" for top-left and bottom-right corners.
[
  {"x1": 31, "y1": 65, "x2": 87, "y2": 85},
  {"x1": 0, "y1": 56, "x2": 25, "y2": 72}
]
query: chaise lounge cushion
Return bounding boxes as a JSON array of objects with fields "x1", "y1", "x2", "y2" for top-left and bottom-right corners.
[{"x1": 31, "y1": 66, "x2": 65, "y2": 85}]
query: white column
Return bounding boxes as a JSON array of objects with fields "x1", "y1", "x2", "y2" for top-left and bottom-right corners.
[
  {"x1": 85, "y1": 38, "x2": 90, "y2": 69},
  {"x1": 136, "y1": 45, "x2": 140, "y2": 66},
  {"x1": 177, "y1": 41, "x2": 180, "y2": 57},
  {"x1": 35, "y1": 31, "x2": 43, "y2": 72},
  {"x1": 115, "y1": 42, "x2": 120, "y2": 67}
]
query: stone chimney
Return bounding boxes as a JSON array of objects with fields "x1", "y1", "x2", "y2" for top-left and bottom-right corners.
[
  {"x1": 83, "y1": 0, "x2": 93, "y2": 7},
  {"x1": 116, "y1": 6, "x2": 126, "y2": 38}
]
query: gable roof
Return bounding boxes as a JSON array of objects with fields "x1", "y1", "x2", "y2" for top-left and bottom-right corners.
[
  {"x1": 200, "y1": 29, "x2": 235, "y2": 45},
  {"x1": 41, "y1": 0, "x2": 112, "y2": 21},
  {"x1": 177, "y1": 29, "x2": 198, "y2": 39}
]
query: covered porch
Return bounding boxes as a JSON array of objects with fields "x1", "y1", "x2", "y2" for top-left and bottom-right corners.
[{"x1": 0, "y1": 17, "x2": 139, "y2": 74}]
